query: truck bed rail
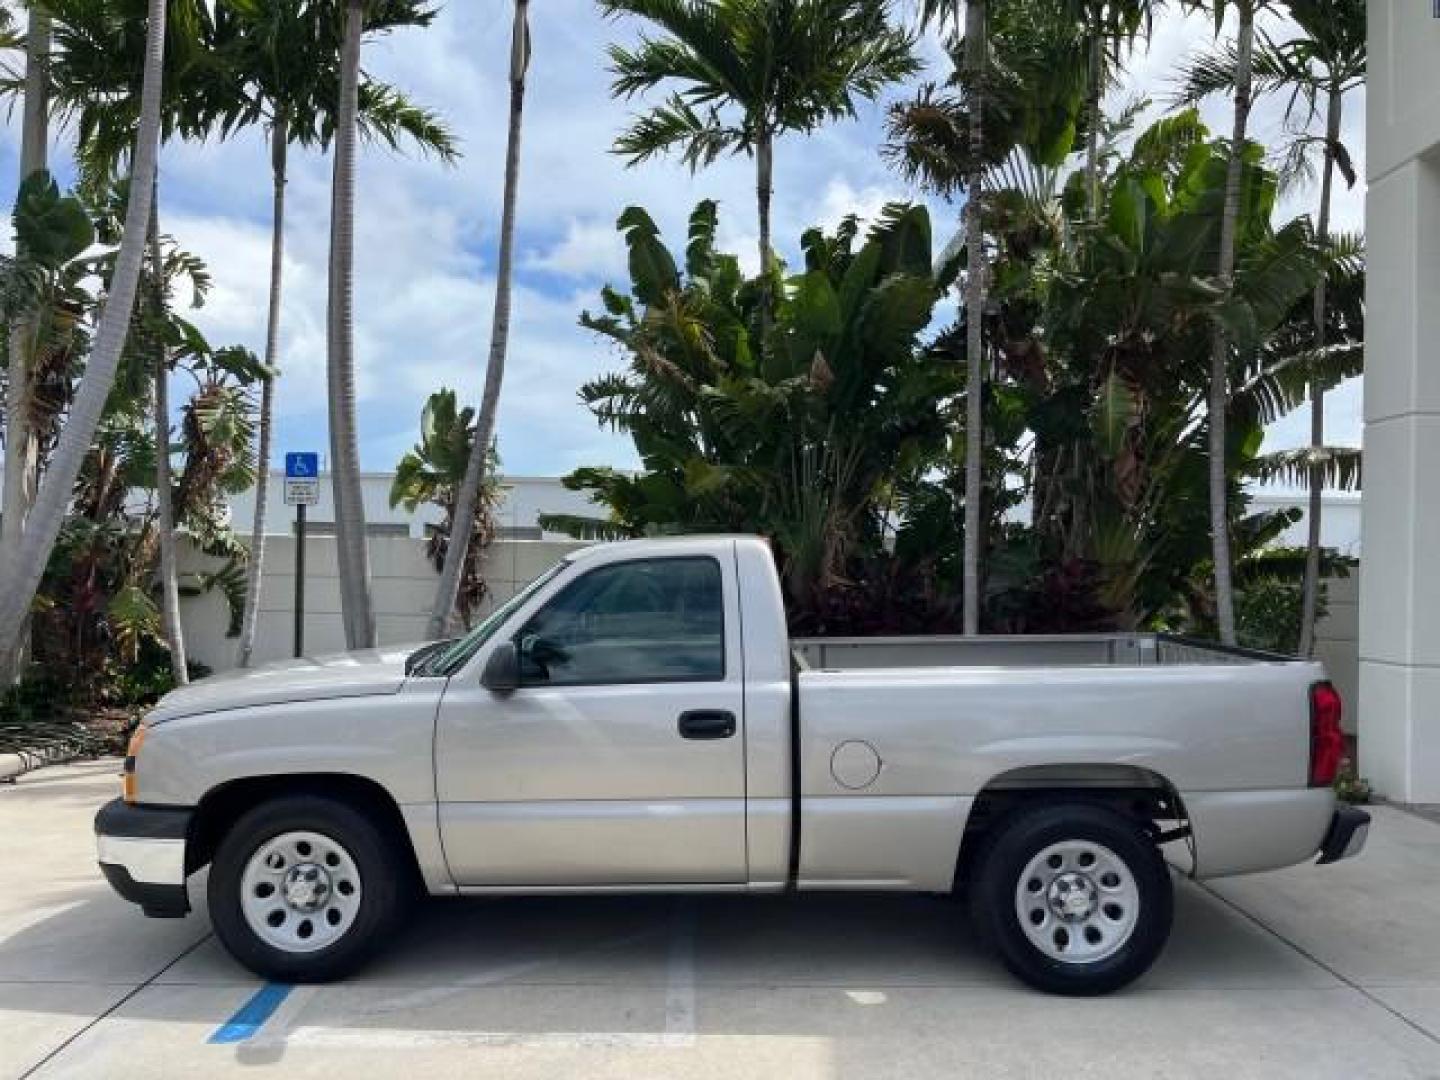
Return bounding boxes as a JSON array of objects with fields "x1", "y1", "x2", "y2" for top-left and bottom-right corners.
[{"x1": 792, "y1": 633, "x2": 1297, "y2": 672}]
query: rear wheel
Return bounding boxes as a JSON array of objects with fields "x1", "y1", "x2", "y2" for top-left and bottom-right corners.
[
  {"x1": 208, "y1": 795, "x2": 403, "y2": 982},
  {"x1": 970, "y1": 802, "x2": 1172, "y2": 996}
]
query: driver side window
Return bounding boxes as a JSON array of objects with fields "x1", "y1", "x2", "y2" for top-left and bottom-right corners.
[{"x1": 516, "y1": 557, "x2": 725, "y2": 687}]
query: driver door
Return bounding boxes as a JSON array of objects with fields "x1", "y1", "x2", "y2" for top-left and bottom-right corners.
[{"x1": 434, "y1": 552, "x2": 748, "y2": 886}]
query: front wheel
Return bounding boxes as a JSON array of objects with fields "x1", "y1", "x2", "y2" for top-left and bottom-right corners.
[
  {"x1": 208, "y1": 795, "x2": 403, "y2": 982},
  {"x1": 970, "y1": 802, "x2": 1173, "y2": 996}
]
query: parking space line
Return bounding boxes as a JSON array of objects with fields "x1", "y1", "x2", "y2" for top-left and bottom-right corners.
[
  {"x1": 207, "y1": 983, "x2": 294, "y2": 1044},
  {"x1": 277, "y1": 1028, "x2": 696, "y2": 1050},
  {"x1": 664, "y1": 901, "x2": 697, "y2": 1044}
]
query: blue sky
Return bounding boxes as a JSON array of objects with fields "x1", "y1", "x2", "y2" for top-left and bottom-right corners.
[{"x1": 0, "y1": 0, "x2": 1365, "y2": 478}]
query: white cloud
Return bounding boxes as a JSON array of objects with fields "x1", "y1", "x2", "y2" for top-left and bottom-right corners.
[
  {"x1": 525, "y1": 218, "x2": 628, "y2": 280},
  {"x1": 811, "y1": 178, "x2": 916, "y2": 232}
]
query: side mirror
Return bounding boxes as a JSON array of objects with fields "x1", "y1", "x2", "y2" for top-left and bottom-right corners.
[{"x1": 481, "y1": 641, "x2": 520, "y2": 693}]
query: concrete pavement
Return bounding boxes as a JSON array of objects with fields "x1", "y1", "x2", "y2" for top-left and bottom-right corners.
[{"x1": 3, "y1": 761, "x2": 1438, "y2": 1079}]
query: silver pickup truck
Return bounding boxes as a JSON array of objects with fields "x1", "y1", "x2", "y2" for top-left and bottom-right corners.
[{"x1": 96, "y1": 535, "x2": 1368, "y2": 995}]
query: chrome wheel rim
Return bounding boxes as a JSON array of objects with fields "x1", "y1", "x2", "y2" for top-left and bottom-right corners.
[
  {"x1": 1014, "y1": 839, "x2": 1140, "y2": 965},
  {"x1": 240, "y1": 830, "x2": 362, "y2": 954}
]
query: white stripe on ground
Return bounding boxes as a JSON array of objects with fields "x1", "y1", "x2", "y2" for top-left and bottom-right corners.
[
  {"x1": 273, "y1": 1028, "x2": 696, "y2": 1050},
  {"x1": 664, "y1": 901, "x2": 697, "y2": 1044},
  {"x1": 257, "y1": 984, "x2": 318, "y2": 1039}
]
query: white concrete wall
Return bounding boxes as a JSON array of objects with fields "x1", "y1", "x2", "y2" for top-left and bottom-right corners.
[
  {"x1": 178, "y1": 537, "x2": 588, "y2": 673},
  {"x1": 1361, "y1": 1, "x2": 1440, "y2": 801},
  {"x1": 1316, "y1": 574, "x2": 1360, "y2": 735},
  {"x1": 1249, "y1": 492, "x2": 1362, "y2": 557}
]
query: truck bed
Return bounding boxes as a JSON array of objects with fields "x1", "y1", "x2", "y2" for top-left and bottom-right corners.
[{"x1": 792, "y1": 633, "x2": 1291, "y2": 671}]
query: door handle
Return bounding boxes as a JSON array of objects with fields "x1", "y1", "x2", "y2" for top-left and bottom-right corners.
[{"x1": 677, "y1": 710, "x2": 737, "y2": 740}]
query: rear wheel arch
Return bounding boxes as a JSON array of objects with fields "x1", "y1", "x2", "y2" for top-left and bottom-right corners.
[{"x1": 955, "y1": 764, "x2": 1191, "y2": 890}]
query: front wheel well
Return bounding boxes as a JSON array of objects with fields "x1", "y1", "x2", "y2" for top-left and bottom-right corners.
[
  {"x1": 187, "y1": 773, "x2": 421, "y2": 886},
  {"x1": 954, "y1": 766, "x2": 1192, "y2": 891}
]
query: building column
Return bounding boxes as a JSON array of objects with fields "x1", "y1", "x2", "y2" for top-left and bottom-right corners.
[{"x1": 1359, "y1": 151, "x2": 1440, "y2": 804}]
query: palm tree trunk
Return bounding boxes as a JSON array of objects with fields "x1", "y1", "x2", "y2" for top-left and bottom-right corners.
[
  {"x1": 1085, "y1": 29, "x2": 1102, "y2": 221},
  {"x1": 430, "y1": 0, "x2": 530, "y2": 639},
  {"x1": 1298, "y1": 86, "x2": 1342, "y2": 657},
  {"x1": 328, "y1": 0, "x2": 376, "y2": 650},
  {"x1": 0, "y1": 8, "x2": 50, "y2": 685},
  {"x1": 149, "y1": 192, "x2": 188, "y2": 685},
  {"x1": 1207, "y1": 0, "x2": 1253, "y2": 646},
  {"x1": 757, "y1": 126, "x2": 773, "y2": 337},
  {"x1": 962, "y1": 0, "x2": 987, "y2": 636},
  {"x1": 237, "y1": 121, "x2": 289, "y2": 668},
  {"x1": 0, "y1": 0, "x2": 167, "y2": 677}
]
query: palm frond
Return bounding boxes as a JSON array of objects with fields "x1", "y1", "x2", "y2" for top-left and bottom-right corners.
[{"x1": 1248, "y1": 446, "x2": 1362, "y2": 490}]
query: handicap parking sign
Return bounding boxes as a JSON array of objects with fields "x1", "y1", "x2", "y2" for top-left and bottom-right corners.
[
  {"x1": 284, "y1": 452, "x2": 320, "y2": 505},
  {"x1": 286, "y1": 452, "x2": 319, "y2": 479}
]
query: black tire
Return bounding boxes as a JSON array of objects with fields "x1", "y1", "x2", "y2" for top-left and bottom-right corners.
[
  {"x1": 969, "y1": 802, "x2": 1173, "y2": 996},
  {"x1": 207, "y1": 795, "x2": 404, "y2": 982}
]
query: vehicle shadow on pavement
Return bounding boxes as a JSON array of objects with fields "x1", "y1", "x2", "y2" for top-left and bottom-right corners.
[
  {"x1": 13, "y1": 879, "x2": 1433, "y2": 1080},
  {"x1": 0, "y1": 869, "x2": 1334, "y2": 1018}
]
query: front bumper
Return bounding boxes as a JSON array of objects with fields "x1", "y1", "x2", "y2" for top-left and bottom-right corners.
[
  {"x1": 1316, "y1": 805, "x2": 1371, "y2": 865},
  {"x1": 95, "y1": 799, "x2": 193, "y2": 918}
]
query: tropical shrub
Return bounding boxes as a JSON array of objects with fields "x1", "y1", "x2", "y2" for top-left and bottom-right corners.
[
  {"x1": 390, "y1": 389, "x2": 501, "y2": 630},
  {"x1": 554, "y1": 109, "x2": 1360, "y2": 639},
  {"x1": 2, "y1": 175, "x2": 261, "y2": 726},
  {"x1": 543, "y1": 200, "x2": 963, "y2": 629}
]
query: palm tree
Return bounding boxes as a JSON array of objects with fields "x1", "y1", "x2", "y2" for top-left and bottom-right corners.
[
  {"x1": 0, "y1": 0, "x2": 169, "y2": 680},
  {"x1": 35, "y1": 0, "x2": 231, "y2": 680},
  {"x1": 1199, "y1": 0, "x2": 1260, "y2": 645},
  {"x1": 959, "y1": 0, "x2": 986, "y2": 635},
  {"x1": 147, "y1": 188, "x2": 187, "y2": 684},
  {"x1": 1063, "y1": 0, "x2": 1154, "y2": 220},
  {"x1": 601, "y1": 0, "x2": 919, "y2": 319},
  {"x1": 20, "y1": 0, "x2": 232, "y2": 679},
  {"x1": 1173, "y1": 0, "x2": 1364, "y2": 653},
  {"x1": 893, "y1": 0, "x2": 1069, "y2": 633},
  {"x1": 1, "y1": 5, "x2": 51, "y2": 683},
  {"x1": 328, "y1": 0, "x2": 374, "y2": 650},
  {"x1": 217, "y1": 0, "x2": 455, "y2": 667},
  {"x1": 237, "y1": 106, "x2": 286, "y2": 670},
  {"x1": 429, "y1": 0, "x2": 528, "y2": 639}
]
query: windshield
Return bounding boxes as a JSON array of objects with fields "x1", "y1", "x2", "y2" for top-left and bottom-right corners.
[{"x1": 412, "y1": 561, "x2": 569, "y2": 678}]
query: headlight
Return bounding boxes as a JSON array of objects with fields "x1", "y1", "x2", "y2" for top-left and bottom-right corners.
[{"x1": 122, "y1": 725, "x2": 146, "y2": 804}]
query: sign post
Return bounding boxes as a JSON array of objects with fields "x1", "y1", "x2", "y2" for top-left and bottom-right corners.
[{"x1": 284, "y1": 453, "x2": 320, "y2": 658}]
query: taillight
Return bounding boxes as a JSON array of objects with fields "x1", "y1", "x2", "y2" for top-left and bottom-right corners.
[{"x1": 1309, "y1": 681, "x2": 1345, "y2": 787}]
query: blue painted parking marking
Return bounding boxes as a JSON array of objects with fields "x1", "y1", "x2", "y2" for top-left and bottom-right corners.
[{"x1": 208, "y1": 983, "x2": 293, "y2": 1044}]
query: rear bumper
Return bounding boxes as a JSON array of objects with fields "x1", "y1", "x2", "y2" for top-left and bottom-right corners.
[
  {"x1": 1183, "y1": 788, "x2": 1338, "y2": 877},
  {"x1": 1316, "y1": 805, "x2": 1371, "y2": 865},
  {"x1": 94, "y1": 799, "x2": 192, "y2": 918}
]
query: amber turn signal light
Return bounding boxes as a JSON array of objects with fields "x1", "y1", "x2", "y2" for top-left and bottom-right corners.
[{"x1": 121, "y1": 725, "x2": 146, "y2": 804}]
